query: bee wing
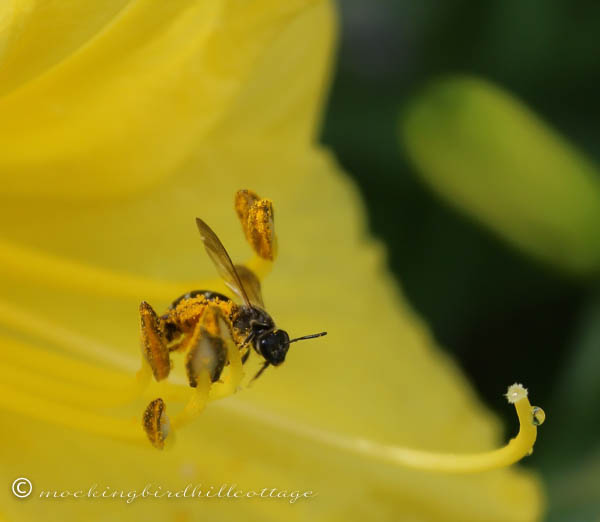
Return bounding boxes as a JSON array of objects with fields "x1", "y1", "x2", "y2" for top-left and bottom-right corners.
[
  {"x1": 234, "y1": 264, "x2": 265, "y2": 309},
  {"x1": 195, "y1": 218, "x2": 251, "y2": 307}
]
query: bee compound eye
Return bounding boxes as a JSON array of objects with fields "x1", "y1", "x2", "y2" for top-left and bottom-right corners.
[
  {"x1": 258, "y1": 335, "x2": 276, "y2": 355},
  {"x1": 276, "y1": 330, "x2": 290, "y2": 345},
  {"x1": 258, "y1": 331, "x2": 289, "y2": 365}
]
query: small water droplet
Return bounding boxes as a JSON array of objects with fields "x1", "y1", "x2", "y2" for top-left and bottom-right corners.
[{"x1": 531, "y1": 406, "x2": 545, "y2": 426}]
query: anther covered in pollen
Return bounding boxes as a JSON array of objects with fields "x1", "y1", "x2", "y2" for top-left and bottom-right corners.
[
  {"x1": 140, "y1": 301, "x2": 171, "y2": 381},
  {"x1": 143, "y1": 398, "x2": 170, "y2": 450},
  {"x1": 235, "y1": 189, "x2": 277, "y2": 261}
]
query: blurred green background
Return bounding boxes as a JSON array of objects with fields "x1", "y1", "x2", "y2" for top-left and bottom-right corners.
[{"x1": 322, "y1": 2, "x2": 600, "y2": 521}]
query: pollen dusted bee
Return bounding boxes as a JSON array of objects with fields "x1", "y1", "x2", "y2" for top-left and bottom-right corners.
[{"x1": 140, "y1": 191, "x2": 326, "y2": 448}]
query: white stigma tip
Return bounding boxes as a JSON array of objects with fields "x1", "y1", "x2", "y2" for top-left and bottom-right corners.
[{"x1": 505, "y1": 383, "x2": 528, "y2": 404}]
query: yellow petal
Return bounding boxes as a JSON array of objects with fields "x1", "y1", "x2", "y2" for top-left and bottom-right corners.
[
  {"x1": 0, "y1": 0, "x2": 132, "y2": 94},
  {"x1": 0, "y1": 0, "x2": 330, "y2": 199}
]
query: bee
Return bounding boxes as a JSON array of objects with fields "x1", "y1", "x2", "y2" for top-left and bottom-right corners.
[{"x1": 140, "y1": 217, "x2": 326, "y2": 387}]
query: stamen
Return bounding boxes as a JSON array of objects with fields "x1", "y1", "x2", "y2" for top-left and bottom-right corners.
[
  {"x1": 172, "y1": 371, "x2": 211, "y2": 430},
  {"x1": 244, "y1": 254, "x2": 273, "y2": 281},
  {"x1": 140, "y1": 301, "x2": 171, "y2": 381},
  {"x1": 142, "y1": 398, "x2": 170, "y2": 449},
  {"x1": 234, "y1": 189, "x2": 277, "y2": 261}
]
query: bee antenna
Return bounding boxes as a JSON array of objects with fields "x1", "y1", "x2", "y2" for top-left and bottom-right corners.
[{"x1": 287, "y1": 331, "x2": 327, "y2": 345}]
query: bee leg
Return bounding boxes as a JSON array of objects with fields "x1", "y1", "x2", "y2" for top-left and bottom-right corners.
[
  {"x1": 172, "y1": 371, "x2": 212, "y2": 430},
  {"x1": 140, "y1": 301, "x2": 171, "y2": 381},
  {"x1": 241, "y1": 348, "x2": 251, "y2": 364},
  {"x1": 248, "y1": 361, "x2": 270, "y2": 385}
]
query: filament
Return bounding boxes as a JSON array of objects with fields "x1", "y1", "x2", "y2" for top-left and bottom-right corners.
[{"x1": 172, "y1": 371, "x2": 211, "y2": 429}]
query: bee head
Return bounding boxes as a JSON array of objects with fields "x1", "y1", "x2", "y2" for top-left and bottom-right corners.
[{"x1": 256, "y1": 329, "x2": 290, "y2": 366}]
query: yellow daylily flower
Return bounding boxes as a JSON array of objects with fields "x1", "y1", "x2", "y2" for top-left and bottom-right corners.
[{"x1": 0, "y1": 2, "x2": 544, "y2": 521}]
